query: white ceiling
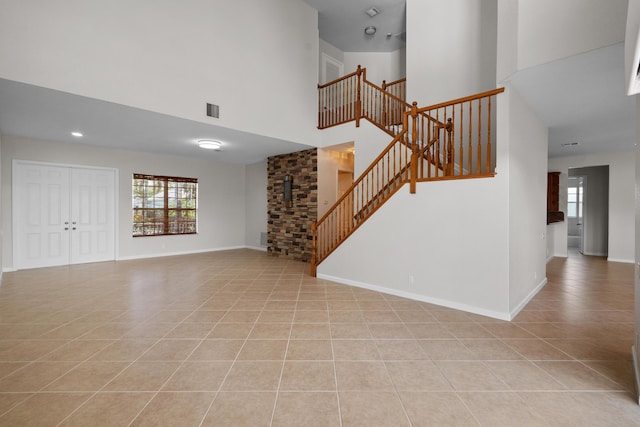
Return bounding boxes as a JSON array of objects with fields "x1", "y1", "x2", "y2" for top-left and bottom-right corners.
[
  {"x1": 302, "y1": 0, "x2": 406, "y2": 52},
  {"x1": 509, "y1": 43, "x2": 636, "y2": 158},
  {"x1": 0, "y1": 79, "x2": 312, "y2": 165},
  {"x1": 0, "y1": 2, "x2": 634, "y2": 165}
]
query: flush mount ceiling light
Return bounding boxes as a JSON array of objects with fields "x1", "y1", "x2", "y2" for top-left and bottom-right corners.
[
  {"x1": 71, "y1": 131, "x2": 83, "y2": 137},
  {"x1": 198, "y1": 139, "x2": 222, "y2": 150},
  {"x1": 365, "y1": 7, "x2": 380, "y2": 17},
  {"x1": 364, "y1": 26, "x2": 377, "y2": 36}
]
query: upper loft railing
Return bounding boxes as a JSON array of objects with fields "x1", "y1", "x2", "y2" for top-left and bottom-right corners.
[
  {"x1": 318, "y1": 66, "x2": 409, "y2": 135},
  {"x1": 382, "y1": 77, "x2": 406, "y2": 106},
  {"x1": 311, "y1": 68, "x2": 504, "y2": 275}
]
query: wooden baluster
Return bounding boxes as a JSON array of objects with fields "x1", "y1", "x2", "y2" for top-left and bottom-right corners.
[
  {"x1": 458, "y1": 104, "x2": 463, "y2": 176},
  {"x1": 310, "y1": 222, "x2": 317, "y2": 276},
  {"x1": 410, "y1": 102, "x2": 418, "y2": 194},
  {"x1": 446, "y1": 117, "x2": 454, "y2": 176},
  {"x1": 468, "y1": 101, "x2": 472, "y2": 175},
  {"x1": 477, "y1": 98, "x2": 482, "y2": 175},
  {"x1": 356, "y1": 66, "x2": 362, "y2": 127},
  {"x1": 487, "y1": 96, "x2": 492, "y2": 174}
]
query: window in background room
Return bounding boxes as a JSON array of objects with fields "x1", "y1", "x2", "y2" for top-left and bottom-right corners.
[
  {"x1": 567, "y1": 179, "x2": 583, "y2": 218},
  {"x1": 132, "y1": 174, "x2": 198, "y2": 236}
]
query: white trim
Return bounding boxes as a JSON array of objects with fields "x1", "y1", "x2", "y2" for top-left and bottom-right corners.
[
  {"x1": 607, "y1": 257, "x2": 635, "y2": 264},
  {"x1": 317, "y1": 273, "x2": 511, "y2": 321},
  {"x1": 2, "y1": 268, "x2": 17, "y2": 273},
  {"x1": 245, "y1": 246, "x2": 267, "y2": 252},
  {"x1": 320, "y1": 53, "x2": 344, "y2": 85},
  {"x1": 116, "y1": 245, "x2": 248, "y2": 261},
  {"x1": 509, "y1": 277, "x2": 548, "y2": 320}
]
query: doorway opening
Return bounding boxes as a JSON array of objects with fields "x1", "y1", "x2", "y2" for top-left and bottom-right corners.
[{"x1": 567, "y1": 165, "x2": 609, "y2": 257}]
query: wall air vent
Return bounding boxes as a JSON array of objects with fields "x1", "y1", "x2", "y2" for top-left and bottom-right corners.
[{"x1": 206, "y1": 103, "x2": 219, "y2": 118}]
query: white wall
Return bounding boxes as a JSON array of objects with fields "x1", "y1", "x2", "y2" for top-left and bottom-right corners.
[
  {"x1": 319, "y1": 39, "x2": 345, "y2": 83},
  {"x1": 344, "y1": 49, "x2": 406, "y2": 86},
  {"x1": 517, "y1": 0, "x2": 627, "y2": 71},
  {"x1": 2, "y1": 136, "x2": 248, "y2": 270},
  {"x1": 407, "y1": 0, "x2": 497, "y2": 106},
  {"x1": 0, "y1": 0, "x2": 320, "y2": 147},
  {"x1": 245, "y1": 160, "x2": 267, "y2": 250},
  {"x1": 548, "y1": 151, "x2": 635, "y2": 263},
  {"x1": 504, "y1": 85, "x2": 548, "y2": 313},
  {"x1": 318, "y1": 178, "x2": 510, "y2": 318},
  {"x1": 319, "y1": 120, "x2": 391, "y2": 176}
]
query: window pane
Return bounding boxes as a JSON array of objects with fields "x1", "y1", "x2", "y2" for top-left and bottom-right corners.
[
  {"x1": 132, "y1": 175, "x2": 198, "y2": 237},
  {"x1": 567, "y1": 202, "x2": 577, "y2": 217}
]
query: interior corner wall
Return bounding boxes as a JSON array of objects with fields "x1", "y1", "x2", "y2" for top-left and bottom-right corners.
[
  {"x1": 517, "y1": 0, "x2": 627, "y2": 71},
  {"x1": 319, "y1": 39, "x2": 345, "y2": 81},
  {"x1": 245, "y1": 160, "x2": 267, "y2": 250},
  {"x1": 548, "y1": 150, "x2": 635, "y2": 263},
  {"x1": 267, "y1": 149, "x2": 317, "y2": 262},
  {"x1": 1, "y1": 135, "x2": 247, "y2": 270},
  {"x1": 0, "y1": 0, "x2": 320, "y2": 146},
  {"x1": 406, "y1": 0, "x2": 497, "y2": 106},
  {"x1": 504, "y1": 84, "x2": 548, "y2": 314}
]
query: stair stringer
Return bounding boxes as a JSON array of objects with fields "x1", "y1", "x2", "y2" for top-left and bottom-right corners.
[{"x1": 316, "y1": 177, "x2": 512, "y2": 320}]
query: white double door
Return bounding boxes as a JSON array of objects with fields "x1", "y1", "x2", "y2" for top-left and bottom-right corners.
[{"x1": 14, "y1": 161, "x2": 116, "y2": 269}]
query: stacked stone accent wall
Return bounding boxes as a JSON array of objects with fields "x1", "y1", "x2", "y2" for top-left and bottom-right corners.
[{"x1": 267, "y1": 149, "x2": 317, "y2": 262}]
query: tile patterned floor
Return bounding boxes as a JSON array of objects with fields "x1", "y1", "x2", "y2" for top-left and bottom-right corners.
[{"x1": 0, "y1": 249, "x2": 638, "y2": 426}]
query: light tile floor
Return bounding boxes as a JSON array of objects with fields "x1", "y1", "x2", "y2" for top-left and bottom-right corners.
[{"x1": 0, "y1": 249, "x2": 638, "y2": 426}]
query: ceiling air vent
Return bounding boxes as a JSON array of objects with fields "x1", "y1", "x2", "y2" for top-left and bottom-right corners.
[
  {"x1": 365, "y1": 7, "x2": 380, "y2": 17},
  {"x1": 561, "y1": 142, "x2": 580, "y2": 148},
  {"x1": 206, "y1": 103, "x2": 219, "y2": 118}
]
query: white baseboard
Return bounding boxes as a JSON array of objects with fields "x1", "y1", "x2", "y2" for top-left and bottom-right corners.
[
  {"x1": 509, "y1": 277, "x2": 548, "y2": 320},
  {"x1": 607, "y1": 257, "x2": 634, "y2": 264},
  {"x1": 116, "y1": 245, "x2": 248, "y2": 261},
  {"x1": 317, "y1": 273, "x2": 511, "y2": 321},
  {"x1": 245, "y1": 246, "x2": 267, "y2": 252},
  {"x1": 582, "y1": 251, "x2": 608, "y2": 257},
  {"x1": 2, "y1": 267, "x2": 17, "y2": 273}
]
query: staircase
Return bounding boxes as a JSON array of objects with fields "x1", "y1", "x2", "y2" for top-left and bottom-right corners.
[{"x1": 311, "y1": 67, "x2": 504, "y2": 276}]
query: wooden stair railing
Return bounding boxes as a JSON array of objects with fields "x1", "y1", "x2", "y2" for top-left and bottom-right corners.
[
  {"x1": 311, "y1": 121, "x2": 413, "y2": 276},
  {"x1": 312, "y1": 69, "x2": 505, "y2": 276}
]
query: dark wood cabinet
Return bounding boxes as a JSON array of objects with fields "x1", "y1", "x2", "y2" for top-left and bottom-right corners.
[{"x1": 547, "y1": 172, "x2": 564, "y2": 224}]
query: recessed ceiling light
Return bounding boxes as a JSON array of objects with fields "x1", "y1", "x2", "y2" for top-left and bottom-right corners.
[
  {"x1": 364, "y1": 26, "x2": 376, "y2": 36},
  {"x1": 71, "y1": 131, "x2": 83, "y2": 137},
  {"x1": 198, "y1": 140, "x2": 222, "y2": 150}
]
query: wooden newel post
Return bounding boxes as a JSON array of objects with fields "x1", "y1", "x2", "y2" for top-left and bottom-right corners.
[
  {"x1": 310, "y1": 222, "x2": 317, "y2": 277},
  {"x1": 445, "y1": 118, "x2": 454, "y2": 176},
  {"x1": 356, "y1": 65, "x2": 362, "y2": 127},
  {"x1": 410, "y1": 102, "x2": 418, "y2": 194}
]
